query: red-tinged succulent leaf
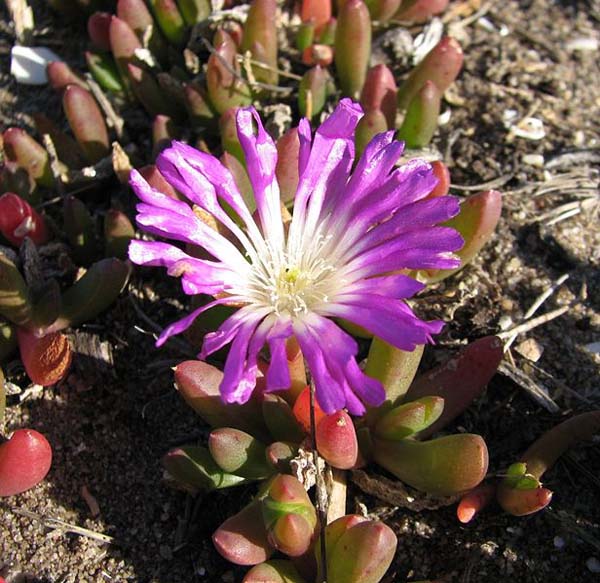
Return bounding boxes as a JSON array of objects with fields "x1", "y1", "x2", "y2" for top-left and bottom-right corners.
[
  {"x1": 317, "y1": 17, "x2": 337, "y2": 45},
  {"x1": 0, "y1": 366, "x2": 5, "y2": 421},
  {"x1": 207, "y1": 30, "x2": 252, "y2": 114},
  {"x1": 0, "y1": 321, "x2": 18, "y2": 363},
  {"x1": 104, "y1": 209, "x2": 134, "y2": 259},
  {"x1": 262, "y1": 394, "x2": 306, "y2": 443},
  {"x1": 373, "y1": 396, "x2": 445, "y2": 440},
  {"x1": 162, "y1": 445, "x2": 246, "y2": 492},
  {"x1": 17, "y1": 328, "x2": 72, "y2": 386},
  {"x1": 0, "y1": 429, "x2": 52, "y2": 497},
  {"x1": 496, "y1": 483, "x2": 553, "y2": 517},
  {"x1": 221, "y1": 152, "x2": 255, "y2": 212},
  {"x1": 397, "y1": 80, "x2": 441, "y2": 148},
  {"x1": 292, "y1": 385, "x2": 326, "y2": 435},
  {"x1": 427, "y1": 160, "x2": 450, "y2": 198},
  {"x1": 456, "y1": 482, "x2": 496, "y2": 523},
  {"x1": 85, "y1": 51, "x2": 125, "y2": 95},
  {"x1": 397, "y1": 36, "x2": 463, "y2": 111},
  {"x1": 355, "y1": 109, "x2": 388, "y2": 157},
  {"x1": 148, "y1": 0, "x2": 187, "y2": 47},
  {"x1": 276, "y1": 127, "x2": 300, "y2": 206},
  {"x1": 394, "y1": 0, "x2": 449, "y2": 23},
  {"x1": 184, "y1": 81, "x2": 216, "y2": 127},
  {"x1": 127, "y1": 64, "x2": 179, "y2": 119},
  {"x1": 63, "y1": 195, "x2": 97, "y2": 265},
  {"x1": 365, "y1": 0, "x2": 402, "y2": 22},
  {"x1": 62, "y1": 85, "x2": 110, "y2": 164},
  {"x1": 315, "y1": 410, "x2": 358, "y2": 470},
  {"x1": 301, "y1": 0, "x2": 332, "y2": 32},
  {"x1": 335, "y1": 0, "x2": 371, "y2": 98},
  {"x1": 177, "y1": 0, "x2": 211, "y2": 26},
  {"x1": 138, "y1": 165, "x2": 185, "y2": 201},
  {"x1": 213, "y1": 499, "x2": 275, "y2": 566},
  {"x1": 0, "y1": 193, "x2": 49, "y2": 247},
  {"x1": 241, "y1": 0, "x2": 278, "y2": 85},
  {"x1": 405, "y1": 336, "x2": 503, "y2": 438},
  {"x1": 298, "y1": 66, "x2": 331, "y2": 120},
  {"x1": 296, "y1": 20, "x2": 315, "y2": 52},
  {"x1": 373, "y1": 433, "x2": 489, "y2": 496},
  {"x1": 363, "y1": 339, "x2": 424, "y2": 426},
  {"x1": 46, "y1": 61, "x2": 88, "y2": 92},
  {"x1": 109, "y1": 15, "x2": 141, "y2": 93},
  {"x1": 360, "y1": 64, "x2": 398, "y2": 129},
  {"x1": 219, "y1": 107, "x2": 245, "y2": 165},
  {"x1": 208, "y1": 428, "x2": 272, "y2": 479},
  {"x1": 33, "y1": 113, "x2": 86, "y2": 170},
  {"x1": 243, "y1": 559, "x2": 308, "y2": 583},
  {"x1": 2, "y1": 128, "x2": 52, "y2": 188},
  {"x1": 174, "y1": 360, "x2": 269, "y2": 439},
  {"x1": 87, "y1": 12, "x2": 112, "y2": 51},
  {"x1": 302, "y1": 44, "x2": 334, "y2": 67},
  {"x1": 0, "y1": 253, "x2": 34, "y2": 327},
  {"x1": 326, "y1": 521, "x2": 397, "y2": 583},
  {"x1": 47, "y1": 258, "x2": 130, "y2": 332},
  {"x1": 269, "y1": 513, "x2": 315, "y2": 557},
  {"x1": 266, "y1": 441, "x2": 298, "y2": 473},
  {"x1": 518, "y1": 411, "x2": 600, "y2": 480},
  {"x1": 420, "y1": 189, "x2": 502, "y2": 283}
]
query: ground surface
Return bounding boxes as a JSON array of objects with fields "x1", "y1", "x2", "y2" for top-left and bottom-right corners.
[{"x1": 1, "y1": 0, "x2": 599, "y2": 582}]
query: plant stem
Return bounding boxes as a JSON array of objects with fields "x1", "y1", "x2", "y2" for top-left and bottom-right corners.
[{"x1": 310, "y1": 380, "x2": 328, "y2": 583}]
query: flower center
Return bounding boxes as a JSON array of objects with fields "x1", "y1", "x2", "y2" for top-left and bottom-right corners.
[{"x1": 242, "y1": 234, "x2": 339, "y2": 317}]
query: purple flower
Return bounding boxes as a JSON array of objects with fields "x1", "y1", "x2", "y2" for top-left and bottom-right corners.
[{"x1": 129, "y1": 99, "x2": 463, "y2": 415}]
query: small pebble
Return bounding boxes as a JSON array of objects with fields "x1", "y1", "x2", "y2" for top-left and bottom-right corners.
[
  {"x1": 553, "y1": 536, "x2": 565, "y2": 549},
  {"x1": 11, "y1": 46, "x2": 62, "y2": 85},
  {"x1": 586, "y1": 557, "x2": 600, "y2": 573}
]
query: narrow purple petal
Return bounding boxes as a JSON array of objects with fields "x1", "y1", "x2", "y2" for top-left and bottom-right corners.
[
  {"x1": 156, "y1": 297, "x2": 242, "y2": 347},
  {"x1": 334, "y1": 274, "x2": 424, "y2": 299},
  {"x1": 129, "y1": 169, "x2": 192, "y2": 216},
  {"x1": 265, "y1": 317, "x2": 294, "y2": 392},
  {"x1": 128, "y1": 240, "x2": 188, "y2": 268},
  {"x1": 236, "y1": 107, "x2": 283, "y2": 245}
]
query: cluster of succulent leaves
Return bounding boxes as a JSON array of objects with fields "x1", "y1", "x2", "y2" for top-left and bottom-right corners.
[{"x1": 1, "y1": 1, "x2": 599, "y2": 582}]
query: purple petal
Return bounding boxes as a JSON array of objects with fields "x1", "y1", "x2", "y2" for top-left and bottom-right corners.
[
  {"x1": 334, "y1": 274, "x2": 424, "y2": 299},
  {"x1": 128, "y1": 240, "x2": 188, "y2": 268},
  {"x1": 265, "y1": 317, "x2": 294, "y2": 392},
  {"x1": 236, "y1": 107, "x2": 284, "y2": 245},
  {"x1": 156, "y1": 297, "x2": 241, "y2": 347}
]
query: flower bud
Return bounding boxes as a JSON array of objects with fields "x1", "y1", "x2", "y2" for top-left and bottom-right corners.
[
  {"x1": 335, "y1": 0, "x2": 371, "y2": 98},
  {"x1": 62, "y1": 85, "x2": 110, "y2": 164},
  {"x1": 0, "y1": 429, "x2": 52, "y2": 497}
]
